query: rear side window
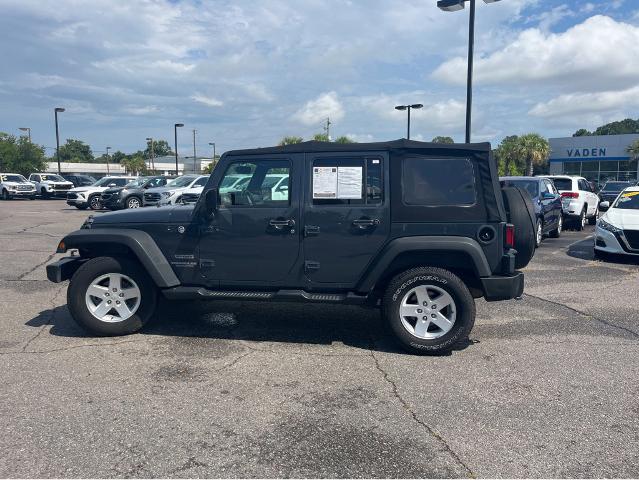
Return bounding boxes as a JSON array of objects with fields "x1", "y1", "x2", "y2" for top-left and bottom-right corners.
[
  {"x1": 402, "y1": 157, "x2": 476, "y2": 206},
  {"x1": 550, "y1": 178, "x2": 572, "y2": 191}
]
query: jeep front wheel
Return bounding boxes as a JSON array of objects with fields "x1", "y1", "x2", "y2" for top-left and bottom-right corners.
[
  {"x1": 383, "y1": 267, "x2": 475, "y2": 355},
  {"x1": 67, "y1": 256, "x2": 157, "y2": 336}
]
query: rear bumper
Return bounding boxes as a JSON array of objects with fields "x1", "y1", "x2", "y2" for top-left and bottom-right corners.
[
  {"x1": 480, "y1": 272, "x2": 524, "y2": 301},
  {"x1": 46, "y1": 257, "x2": 84, "y2": 283}
]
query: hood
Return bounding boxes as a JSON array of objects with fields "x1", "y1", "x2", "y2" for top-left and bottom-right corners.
[
  {"x1": 602, "y1": 208, "x2": 639, "y2": 229},
  {"x1": 42, "y1": 180, "x2": 73, "y2": 185},
  {"x1": 70, "y1": 185, "x2": 106, "y2": 193},
  {"x1": 92, "y1": 204, "x2": 195, "y2": 225},
  {"x1": 3, "y1": 181, "x2": 34, "y2": 187}
]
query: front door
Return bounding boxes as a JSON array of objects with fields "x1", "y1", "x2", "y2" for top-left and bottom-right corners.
[
  {"x1": 303, "y1": 153, "x2": 390, "y2": 287},
  {"x1": 198, "y1": 157, "x2": 300, "y2": 287}
]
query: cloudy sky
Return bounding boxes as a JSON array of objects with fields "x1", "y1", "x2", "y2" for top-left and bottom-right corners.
[{"x1": 1, "y1": 0, "x2": 638, "y2": 156}]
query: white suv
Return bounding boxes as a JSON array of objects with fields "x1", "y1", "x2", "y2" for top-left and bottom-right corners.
[
  {"x1": 66, "y1": 176, "x2": 136, "y2": 210},
  {"x1": 540, "y1": 175, "x2": 599, "y2": 230},
  {"x1": 28, "y1": 173, "x2": 74, "y2": 198},
  {"x1": 0, "y1": 173, "x2": 37, "y2": 200}
]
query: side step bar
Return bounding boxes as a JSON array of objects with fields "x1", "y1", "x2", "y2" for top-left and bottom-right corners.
[{"x1": 162, "y1": 287, "x2": 371, "y2": 305}]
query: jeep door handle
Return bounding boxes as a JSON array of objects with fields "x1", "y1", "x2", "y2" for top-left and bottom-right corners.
[
  {"x1": 352, "y1": 218, "x2": 380, "y2": 228},
  {"x1": 269, "y1": 219, "x2": 295, "y2": 228}
]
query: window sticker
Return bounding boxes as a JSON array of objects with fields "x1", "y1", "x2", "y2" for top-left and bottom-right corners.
[
  {"x1": 337, "y1": 166, "x2": 363, "y2": 199},
  {"x1": 313, "y1": 167, "x2": 338, "y2": 199}
]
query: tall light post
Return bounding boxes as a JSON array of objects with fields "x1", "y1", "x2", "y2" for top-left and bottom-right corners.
[
  {"x1": 146, "y1": 137, "x2": 155, "y2": 172},
  {"x1": 394, "y1": 104, "x2": 423, "y2": 140},
  {"x1": 174, "y1": 123, "x2": 184, "y2": 175},
  {"x1": 106, "y1": 146, "x2": 111, "y2": 174},
  {"x1": 208, "y1": 142, "x2": 216, "y2": 168},
  {"x1": 437, "y1": 0, "x2": 501, "y2": 143},
  {"x1": 54, "y1": 107, "x2": 65, "y2": 174},
  {"x1": 19, "y1": 127, "x2": 31, "y2": 142},
  {"x1": 192, "y1": 129, "x2": 197, "y2": 173}
]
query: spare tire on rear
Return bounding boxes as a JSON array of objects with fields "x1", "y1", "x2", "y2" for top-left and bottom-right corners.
[{"x1": 501, "y1": 186, "x2": 536, "y2": 269}]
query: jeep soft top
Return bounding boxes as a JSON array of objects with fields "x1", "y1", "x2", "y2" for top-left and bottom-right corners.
[{"x1": 48, "y1": 139, "x2": 533, "y2": 354}]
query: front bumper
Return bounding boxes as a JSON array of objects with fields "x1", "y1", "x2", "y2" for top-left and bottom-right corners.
[
  {"x1": 7, "y1": 190, "x2": 36, "y2": 197},
  {"x1": 66, "y1": 198, "x2": 88, "y2": 207},
  {"x1": 480, "y1": 272, "x2": 524, "y2": 302},
  {"x1": 46, "y1": 257, "x2": 85, "y2": 283},
  {"x1": 594, "y1": 226, "x2": 639, "y2": 256}
]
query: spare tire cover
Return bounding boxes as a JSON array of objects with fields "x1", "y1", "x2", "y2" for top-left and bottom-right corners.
[{"x1": 501, "y1": 186, "x2": 536, "y2": 269}]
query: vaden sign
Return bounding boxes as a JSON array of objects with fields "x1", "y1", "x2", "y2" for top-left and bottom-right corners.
[{"x1": 567, "y1": 148, "x2": 607, "y2": 158}]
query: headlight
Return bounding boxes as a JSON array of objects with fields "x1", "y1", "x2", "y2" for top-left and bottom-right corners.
[
  {"x1": 162, "y1": 191, "x2": 175, "y2": 198},
  {"x1": 597, "y1": 218, "x2": 622, "y2": 234},
  {"x1": 9, "y1": 186, "x2": 17, "y2": 191},
  {"x1": 78, "y1": 192, "x2": 86, "y2": 199},
  {"x1": 45, "y1": 184, "x2": 53, "y2": 190},
  {"x1": 81, "y1": 215, "x2": 94, "y2": 229}
]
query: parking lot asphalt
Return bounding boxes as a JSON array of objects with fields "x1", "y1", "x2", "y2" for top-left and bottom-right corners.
[{"x1": 1, "y1": 200, "x2": 638, "y2": 478}]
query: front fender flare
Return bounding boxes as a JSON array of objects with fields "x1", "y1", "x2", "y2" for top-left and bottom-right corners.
[{"x1": 58, "y1": 229, "x2": 180, "y2": 288}]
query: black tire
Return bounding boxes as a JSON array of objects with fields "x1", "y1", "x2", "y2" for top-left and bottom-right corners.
[
  {"x1": 575, "y1": 208, "x2": 586, "y2": 231},
  {"x1": 588, "y1": 206, "x2": 598, "y2": 225},
  {"x1": 126, "y1": 196, "x2": 142, "y2": 209},
  {"x1": 383, "y1": 267, "x2": 476, "y2": 355},
  {"x1": 75, "y1": 205, "x2": 88, "y2": 210},
  {"x1": 29, "y1": 196, "x2": 36, "y2": 200},
  {"x1": 88, "y1": 194, "x2": 102, "y2": 210},
  {"x1": 501, "y1": 186, "x2": 536, "y2": 269},
  {"x1": 549, "y1": 215, "x2": 562, "y2": 238},
  {"x1": 40, "y1": 188, "x2": 49, "y2": 199},
  {"x1": 2, "y1": 189, "x2": 10, "y2": 200},
  {"x1": 67, "y1": 256, "x2": 158, "y2": 336}
]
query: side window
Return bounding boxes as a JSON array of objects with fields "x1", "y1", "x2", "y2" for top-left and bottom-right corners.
[
  {"x1": 114, "y1": 178, "x2": 129, "y2": 187},
  {"x1": 539, "y1": 181, "x2": 549, "y2": 194},
  {"x1": 193, "y1": 177, "x2": 208, "y2": 187},
  {"x1": 219, "y1": 160, "x2": 290, "y2": 207},
  {"x1": 578, "y1": 179, "x2": 589, "y2": 191},
  {"x1": 402, "y1": 157, "x2": 476, "y2": 206},
  {"x1": 546, "y1": 180, "x2": 557, "y2": 195},
  {"x1": 32, "y1": 175, "x2": 40, "y2": 182},
  {"x1": 312, "y1": 157, "x2": 383, "y2": 206}
]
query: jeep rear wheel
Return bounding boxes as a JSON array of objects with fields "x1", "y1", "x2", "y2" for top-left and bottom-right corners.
[
  {"x1": 67, "y1": 256, "x2": 157, "y2": 336},
  {"x1": 383, "y1": 267, "x2": 475, "y2": 355}
]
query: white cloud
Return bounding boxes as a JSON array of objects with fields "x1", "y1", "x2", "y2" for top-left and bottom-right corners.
[
  {"x1": 191, "y1": 95, "x2": 224, "y2": 107},
  {"x1": 292, "y1": 92, "x2": 344, "y2": 126},
  {"x1": 529, "y1": 86, "x2": 639, "y2": 118},
  {"x1": 433, "y1": 15, "x2": 639, "y2": 92},
  {"x1": 122, "y1": 105, "x2": 159, "y2": 115}
]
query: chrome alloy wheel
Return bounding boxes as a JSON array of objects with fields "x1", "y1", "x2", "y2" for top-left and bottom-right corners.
[
  {"x1": 536, "y1": 221, "x2": 543, "y2": 246},
  {"x1": 399, "y1": 285, "x2": 456, "y2": 339},
  {"x1": 85, "y1": 273, "x2": 141, "y2": 323},
  {"x1": 557, "y1": 215, "x2": 563, "y2": 234},
  {"x1": 127, "y1": 197, "x2": 141, "y2": 208},
  {"x1": 581, "y1": 210, "x2": 586, "y2": 228}
]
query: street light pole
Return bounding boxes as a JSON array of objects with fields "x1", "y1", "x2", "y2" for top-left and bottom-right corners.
[
  {"x1": 54, "y1": 107, "x2": 65, "y2": 174},
  {"x1": 192, "y1": 129, "x2": 197, "y2": 174},
  {"x1": 106, "y1": 146, "x2": 111, "y2": 174},
  {"x1": 208, "y1": 142, "x2": 216, "y2": 170},
  {"x1": 174, "y1": 123, "x2": 184, "y2": 175},
  {"x1": 437, "y1": 0, "x2": 501, "y2": 143},
  {"x1": 19, "y1": 127, "x2": 31, "y2": 142},
  {"x1": 146, "y1": 137, "x2": 155, "y2": 172},
  {"x1": 395, "y1": 104, "x2": 423, "y2": 140}
]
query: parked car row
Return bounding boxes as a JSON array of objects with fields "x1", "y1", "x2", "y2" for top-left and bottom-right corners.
[{"x1": 0, "y1": 172, "x2": 97, "y2": 200}]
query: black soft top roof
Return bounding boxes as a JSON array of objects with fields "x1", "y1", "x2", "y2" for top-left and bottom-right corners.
[{"x1": 225, "y1": 139, "x2": 491, "y2": 156}]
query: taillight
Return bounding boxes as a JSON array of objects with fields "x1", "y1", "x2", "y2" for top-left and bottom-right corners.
[
  {"x1": 505, "y1": 224, "x2": 515, "y2": 249},
  {"x1": 561, "y1": 191, "x2": 579, "y2": 199}
]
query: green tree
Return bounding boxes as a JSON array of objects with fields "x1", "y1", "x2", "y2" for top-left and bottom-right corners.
[
  {"x1": 517, "y1": 133, "x2": 550, "y2": 176},
  {"x1": 593, "y1": 118, "x2": 639, "y2": 136},
  {"x1": 278, "y1": 136, "x2": 304, "y2": 146},
  {"x1": 431, "y1": 136, "x2": 454, "y2": 144},
  {"x1": 495, "y1": 135, "x2": 523, "y2": 176},
  {"x1": 334, "y1": 136, "x2": 355, "y2": 144},
  {"x1": 312, "y1": 133, "x2": 330, "y2": 142},
  {"x1": 203, "y1": 161, "x2": 218, "y2": 174},
  {"x1": 57, "y1": 139, "x2": 94, "y2": 163},
  {"x1": 121, "y1": 155, "x2": 147, "y2": 175},
  {"x1": 144, "y1": 139, "x2": 173, "y2": 158},
  {"x1": 573, "y1": 128, "x2": 591, "y2": 137},
  {"x1": 0, "y1": 133, "x2": 47, "y2": 176}
]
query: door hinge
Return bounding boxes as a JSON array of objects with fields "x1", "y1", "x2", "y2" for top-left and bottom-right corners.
[{"x1": 304, "y1": 261, "x2": 320, "y2": 273}]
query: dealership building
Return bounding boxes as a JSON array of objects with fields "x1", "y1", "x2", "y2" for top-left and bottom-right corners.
[{"x1": 548, "y1": 134, "x2": 639, "y2": 185}]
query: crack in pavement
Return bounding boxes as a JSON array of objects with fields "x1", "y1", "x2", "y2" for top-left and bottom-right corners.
[
  {"x1": 525, "y1": 293, "x2": 639, "y2": 339},
  {"x1": 369, "y1": 349, "x2": 475, "y2": 478},
  {"x1": 2, "y1": 338, "x2": 145, "y2": 356},
  {"x1": 17, "y1": 252, "x2": 56, "y2": 280}
]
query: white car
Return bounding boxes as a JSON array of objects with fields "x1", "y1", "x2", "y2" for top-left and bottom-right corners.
[
  {"x1": 595, "y1": 186, "x2": 639, "y2": 257},
  {"x1": 66, "y1": 176, "x2": 136, "y2": 210},
  {"x1": 144, "y1": 175, "x2": 208, "y2": 206},
  {"x1": 219, "y1": 174, "x2": 251, "y2": 193},
  {"x1": 0, "y1": 173, "x2": 37, "y2": 200},
  {"x1": 539, "y1": 175, "x2": 599, "y2": 230},
  {"x1": 28, "y1": 173, "x2": 74, "y2": 198}
]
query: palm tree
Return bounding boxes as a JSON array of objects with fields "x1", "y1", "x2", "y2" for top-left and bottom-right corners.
[
  {"x1": 334, "y1": 136, "x2": 355, "y2": 144},
  {"x1": 517, "y1": 133, "x2": 550, "y2": 176},
  {"x1": 278, "y1": 136, "x2": 303, "y2": 146},
  {"x1": 626, "y1": 139, "x2": 639, "y2": 160}
]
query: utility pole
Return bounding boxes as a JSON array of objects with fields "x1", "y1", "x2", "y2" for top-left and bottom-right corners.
[
  {"x1": 146, "y1": 137, "x2": 155, "y2": 172},
  {"x1": 192, "y1": 129, "x2": 197, "y2": 173},
  {"x1": 19, "y1": 127, "x2": 31, "y2": 142},
  {"x1": 54, "y1": 107, "x2": 65, "y2": 174},
  {"x1": 106, "y1": 146, "x2": 111, "y2": 174},
  {"x1": 174, "y1": 123, "x2": 184, "y2": 175},
  {"x1": 324, "y1": 117, "x2": 332, "y2": 140}
]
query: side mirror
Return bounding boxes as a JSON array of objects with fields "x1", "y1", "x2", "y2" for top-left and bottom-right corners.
[
  {"x1": 204, "y1": 188, "x2": 218, "y2": 215},
  {"x1": 599, "y1": 201, "x2": 610, "y2": 209}
]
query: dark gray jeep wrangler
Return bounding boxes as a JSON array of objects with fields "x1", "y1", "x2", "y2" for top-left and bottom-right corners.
[{"x1": 48, "y1": 140, "x2": 533, "y2": 354}]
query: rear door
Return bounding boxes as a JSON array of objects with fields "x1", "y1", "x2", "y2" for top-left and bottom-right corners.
[
  {"x1": 578, "y1": 178, "x2": 597, "y2": 215},
  {"x1": 303, "y1": 153, "x2": 390, "y2": 286}
]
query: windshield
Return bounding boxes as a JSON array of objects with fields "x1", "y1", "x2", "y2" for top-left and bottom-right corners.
[
  {"x1": 502, "y1": 179, "x2": 539, "y2": 198},
  {"x1": 167, "y1": 176, "x2": 197, "y2": 188},
  {"x1": 547, "y1": 178, "x2": 571, "y2": 191},
  {"x1": 612, "y1": 191, "x2": 639, "y2": 210},
  {"x1": 1, "y1": 174, "x2": 27, "y2": 183},
  {"x1": 40, "y1": 174, "x2": 65, "y2": 182},
  {"x1": 125, "y1": 178, "x2": 147, "y2": 188},
  {"x1": 94, "y1": 177, "x2": 121, "y2": 187},
  {"x1": 602, "y1": 181, "x2": 632, "y2": 192}
]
